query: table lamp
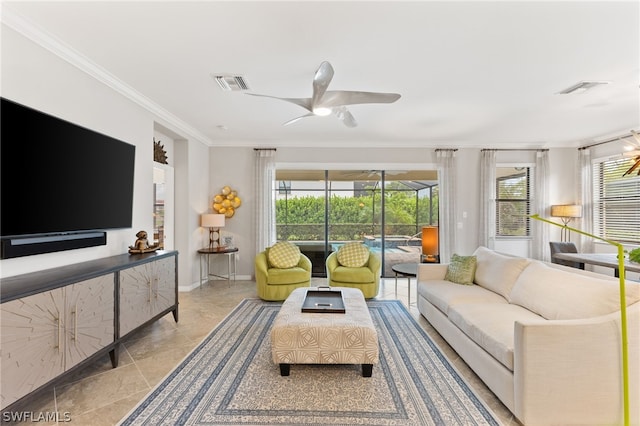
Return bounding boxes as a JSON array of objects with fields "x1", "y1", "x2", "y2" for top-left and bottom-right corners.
[
  {"x1": 550, "y1": 204, "x2": 582, "y2": 241},
  {"x1": 201, "y1": 214, "x2": 225, "y2": 250},
  {"x1": 421, "y1": 226, "x2": 439, "y2": 262}
]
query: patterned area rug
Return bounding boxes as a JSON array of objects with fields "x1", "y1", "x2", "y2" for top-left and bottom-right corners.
[{"x1": 119, "y1": 299, "x2": 501, "y2": 425}]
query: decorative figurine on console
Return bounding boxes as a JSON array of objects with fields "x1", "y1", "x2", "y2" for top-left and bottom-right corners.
[{"x1": 128, "y1": 230, "x2": 160, "y2": 254}]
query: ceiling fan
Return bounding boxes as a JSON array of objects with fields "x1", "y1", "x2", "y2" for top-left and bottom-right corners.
[
  {"x1": 247, "y1": 61, "x2": 401, "y2": 127},
  {"x1": 622, "y1": 130, "x2": 640, "y2": 176}
]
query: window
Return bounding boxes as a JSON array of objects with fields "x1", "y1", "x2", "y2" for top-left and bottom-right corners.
[
  {"x1": 278, "y1": 180, "x2": 291, "y2": 195},
  {"x1": 274, "y1": 169, "x2": 438, "y2": 277},
  {"x1": 593, "y1": 157, "x2": 640, "y2": 243},
  {"x1": 496, "y1": 167, "x2": 531, "y2": 237}
]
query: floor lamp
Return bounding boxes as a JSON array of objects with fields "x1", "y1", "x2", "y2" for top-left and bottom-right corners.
[
  {"x1": 550, "y1": 204, "x2": 582, "y2": 242},
  {"x1": 531, "y1": 214, "x2": 631, "y2": 426}
]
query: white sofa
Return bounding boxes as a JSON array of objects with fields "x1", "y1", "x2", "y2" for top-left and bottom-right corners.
[{"x1": 416, "y1": 246, "x2": 640, "y2": 426}]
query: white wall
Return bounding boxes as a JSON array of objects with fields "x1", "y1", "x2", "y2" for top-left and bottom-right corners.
[
  {"x1": 0, "y1": 22, "x2": 589, "y2": 282},
  {"x1": 205, "y1": 147, "x2": 254, "y2": 280},
  {"x1": 0, "y1": 24, "x2": 209, "y2": 284},
  {"x1": 1, "y1": 25, "x2": 151, "y2": 276},
  {"x1": 209, "y1": 146, "x2": 579, "y2": 278}
]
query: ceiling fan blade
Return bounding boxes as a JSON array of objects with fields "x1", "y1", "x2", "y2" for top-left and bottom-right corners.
[
  {"x1": 283, "y1": 112, "x2": 316, "y2": 126},
  {"x1": 311, "y1": 61, "x2": 334, "y2": 109},
  {"x1": 334, "y1": 106, "x2": 357, "y2": 128},
  {"x1": 245, "y1": 93, "x2": 312, "y2": 112},
  {"x1": 623, "y1": 156, "x2": 640, "y2": 176},
  {"x1": 319, "y1": 90, "x2": 401, "y2": 108}
]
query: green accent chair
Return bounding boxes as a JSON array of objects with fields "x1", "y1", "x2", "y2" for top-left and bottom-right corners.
[
  {"x1": 326, "y1": 249, "x2": 381, "y2": 299},
  {"x1": 255, "y1": 248, "x2": 312, "y2": 301}
]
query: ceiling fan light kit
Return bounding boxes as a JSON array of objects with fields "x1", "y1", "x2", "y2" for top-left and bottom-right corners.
[{"x1": 247, "y1": 61, "x2": 401, "y2": 127}]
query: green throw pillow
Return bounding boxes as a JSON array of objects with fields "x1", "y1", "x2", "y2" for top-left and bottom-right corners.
[
  {"x1": 445, "y1": 254, "x2": 477, "y2": 285},
  {"x1": 336, "y1": 242, "x2": 370, "y2": 267},
  {"x1": 268, "y1": 241, "x2": 301, "y2": 269}
]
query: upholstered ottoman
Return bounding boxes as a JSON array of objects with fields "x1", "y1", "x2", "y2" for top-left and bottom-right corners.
[{"x1": 270, "y1": 287, "x2": 379, "y2": 377}]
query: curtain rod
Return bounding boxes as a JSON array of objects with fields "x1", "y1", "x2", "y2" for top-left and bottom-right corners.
[
  {"x1": 578, "y1": 131, "x2": 637, "y2": 150},
  {"x1": 253, "y1": 148, "x2": 277, "y2": 151},
  {"x1": 481, "y1": 148, "x2": 548, "y2": 152},
  {"x1": 434, "y1": 148, "x2": 458, "y2": 152}
]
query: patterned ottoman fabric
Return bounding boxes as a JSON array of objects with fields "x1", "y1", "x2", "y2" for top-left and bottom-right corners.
[{"x1": 271, "y1": 287, "x2": 379, "y2": 376}]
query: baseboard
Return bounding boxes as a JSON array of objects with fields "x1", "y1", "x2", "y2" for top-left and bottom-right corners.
[{"x1": 179, "y1": 275, "x2": 252, "y2": 292}]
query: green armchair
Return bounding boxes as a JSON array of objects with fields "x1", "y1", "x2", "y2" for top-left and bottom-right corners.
[
  {"x1": 326, "y1": 249, "x2": 381, "y2": 299},
  {"x1": 255, "y1": 248, "x2": 312, "y2": 301}
]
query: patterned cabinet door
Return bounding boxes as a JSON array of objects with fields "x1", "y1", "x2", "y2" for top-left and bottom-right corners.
[
  {"x1": 1, "y1": 290, "x2": 66, "y2": 410},
  {"x1": 64, "y1": 274, "x2": 115, "y2": 370},
  {"x1": 119, "y1": 256, "x2": 176, "y2": 337},
  {"x1": 150, "y1": 256, "x2": 176, "y2": 317},
  {"x1": 119, "y1": 263, "x2": 156, "y2": 337}
]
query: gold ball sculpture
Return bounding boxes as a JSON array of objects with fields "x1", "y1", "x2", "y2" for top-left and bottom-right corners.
[{"x1": 212, "y1": 186, "x2": 241, "y2": 218}]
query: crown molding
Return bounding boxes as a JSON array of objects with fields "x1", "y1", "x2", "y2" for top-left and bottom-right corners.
[{"x1": 1, "y1": 6, "x2": 214, "y2": 147}]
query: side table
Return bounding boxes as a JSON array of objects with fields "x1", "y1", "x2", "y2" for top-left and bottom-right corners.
[
  {"x1": 198, "y1": 247, "x2": 239, "y2": 288},
  {"x1": 391, "y1": 262, "x2": 418, "y2": 306}
]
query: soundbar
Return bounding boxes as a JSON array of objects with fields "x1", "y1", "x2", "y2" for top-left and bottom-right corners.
[{"x1": 1, "y1": 232, "x2": 107, "y2": 259}]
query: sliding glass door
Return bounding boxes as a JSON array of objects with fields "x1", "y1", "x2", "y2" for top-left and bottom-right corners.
[
  {"x1": 381, "y1": 171, "x2": 438, "y2": 276},
  {"x1": 275, "y1": 169, "x2": 438, "y2": 277}
]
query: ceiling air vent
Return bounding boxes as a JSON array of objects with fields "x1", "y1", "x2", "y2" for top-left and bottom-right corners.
[
  {"x1": 557, "y1": 80, "x2": 609, "y2": 95},
  {"x1": 212, "y1": 74, "x2": 250, "y2": 91}
]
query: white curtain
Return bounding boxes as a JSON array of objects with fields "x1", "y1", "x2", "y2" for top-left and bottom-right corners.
[
  {"x1": 479, "y1": 150, "x2": 496, "y2": 249},
  {"x1": 532, "y1": 150, "x2": 550, "y2": 261},
  {"x1": 578, "y1": 148, "x2": 594, "y2": 252},
  {"x1": 254, "y1": 149, "x2": 276, "y2": 253},
  {"x1": 436, "y1": 149, "x2": 457, "y2": 263}
]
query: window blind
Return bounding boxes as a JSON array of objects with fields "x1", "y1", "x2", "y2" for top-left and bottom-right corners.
[
  {"x1": 593, "y1": 157, "x2": 640, "y2": 243},
  {"x1": 495, "y1": 167, "x2": 532, "y2": 237}
]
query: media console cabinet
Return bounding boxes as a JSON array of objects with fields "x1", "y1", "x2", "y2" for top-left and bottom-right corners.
[{"x1": 0, "y1": 250, "x2": 178, "y2": 411}]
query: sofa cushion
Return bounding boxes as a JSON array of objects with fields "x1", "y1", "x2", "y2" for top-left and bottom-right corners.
[
  {"x1": 444, "y1": 254, "x2": 477, "y2": 285},
  {"x1": 331, "y1": 266, "x2": 375, "y2": 283},
  {"x1": 510, "y1": 260, "x2": 640, "y2": 320},
  {"x1": 417, "y1": 280, "x2": 508, "y2": 315},
  {"x1": 473, "y1": 246, "x2": 530, "y2": 300},
  {"x1": 448, "y1": 303, "x2": 545, "y2": 371},
  {"x1": 268, "y1": 241, "x2": 301, "y2": 269},
  {"x1": 336, "y1": 242, "x2": 370, "y2": 267},
  {"x1": 266, "y1": 267, "x2": 310, "y2": 285}
]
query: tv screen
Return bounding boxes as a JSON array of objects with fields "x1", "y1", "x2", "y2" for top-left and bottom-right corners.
[{"x1": 0, "y1": 98, "x2": 136, "y2": 241}]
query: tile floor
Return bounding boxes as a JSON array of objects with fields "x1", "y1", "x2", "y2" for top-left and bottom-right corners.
[{"x1": 6, "y1": 278, "x2": 520, "y2": 425}]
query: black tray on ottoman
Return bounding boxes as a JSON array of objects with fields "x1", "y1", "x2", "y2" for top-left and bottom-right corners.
[{"x1": 301, "y1": 289, "x2": 345, "y2": 313}]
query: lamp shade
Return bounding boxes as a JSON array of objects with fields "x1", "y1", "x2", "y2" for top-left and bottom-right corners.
[
  {"x1": 550, "y1": 205, "x2": 582, "y2": 218},
  {"x1": 201, "y1": 213, "x2": 225, "y2": 228},
  {"x1": 422, "y1": 226, "x2": 439, "y2": 256}
]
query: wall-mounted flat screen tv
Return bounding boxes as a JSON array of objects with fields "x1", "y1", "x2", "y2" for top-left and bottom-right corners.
[{"x1": 1, "y1": 97, "x2": 136, "y2": 258}]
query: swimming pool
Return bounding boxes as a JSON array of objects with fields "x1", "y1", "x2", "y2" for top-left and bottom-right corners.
[{"x1": 331, "y1": 243, "x2": 406, "y2": 254}]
